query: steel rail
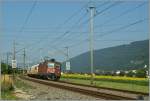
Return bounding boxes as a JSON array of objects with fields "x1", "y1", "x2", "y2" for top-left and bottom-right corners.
[
  {"x1": 58, "y1": 80, "x2": 149, "y2": 96},
  {"x1": 20, "y1": 76, "x2": 139, "y2": 100}
]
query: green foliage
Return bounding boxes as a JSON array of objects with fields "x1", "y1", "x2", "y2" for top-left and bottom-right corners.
[
  {"x1": 119, "y1": 71, "x2": 125, "y2": 76},
  {"x1": 126, "y1": 71, "x2": 135, "y2": 77},
  {"x1": 14, "y1": 78, "x2": 35, "y2": 90},
  {"x1": 135, "y1": 69, "x2": 147, "y2": 78},
  {"x1": 1, "y1": 90, "x2": 19, "y2": 100},
  {"x1": 1, "y1": 83, "x2": 14, "y2": 92},
  {"x1": 1, "y1": 63, "x2": 24, "y2": 74},
  {"x1": 1, "y1": 63, "x2": 12, "y2": 74},
  {"x1": 126, "y1": 68, "x2": 147, "y2": 78}
]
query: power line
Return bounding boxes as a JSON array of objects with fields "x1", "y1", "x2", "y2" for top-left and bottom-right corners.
[
  {"x1": 52, "y1": 1, "x2": 117, "y2": 46},
  {"x1": 4, "y1": 1, "x2": 145, "y2": 34},
  {"x1": 98, "y1": 18, "x2": 147, "y2": 37},
  {"x1": 79, "y1": 2, "x2": 122, "y2": 27},
  {"x1": 67, "y1": 18, "x2": 147, "y2": 48},
  {"x1": 11, "y1": 1, "x2": 147, "y2": 63},
  {"x1": 18, "y1": 2, "x2": 89, "y2": 52},
  {"x1": 52, "y1": 11, "x2": 88, "y2": 46},
  {"x1": 94, "y1": 39, "x2": 144, "y2": 41},
  {"x1": 96, "y1": 2, "x2": 121, "y2": 16},
  {"x1": 14, "y1": 1, "x2": 112, "y2": 51},
  {"x1": 18, "y1": 0, "x2": 37, "y2": 34},
  {"x1": 96, "y1": 1, "x2": 110, "y2": 9},
  {"x1": 61, "y1": 2, "x2": 146, "y2": 47},
  {"x1": 69, "y1": 39, "x2": 88, "y2": 48},
  {"x1": 23, "y1": 1, "x2": 111, "y2": 49},
  {"x1": 14, "y1": 0, "x2": 38, "y2": 53},
  {"x1": 95, "y1": 2, "x2": 146, "y2": 28},
  {"x1": 56, "y1": 2, "x2": 89, "y2": 30},
  {"x1": 53, "y1": 2, "x2": 121, "y2": 47}
]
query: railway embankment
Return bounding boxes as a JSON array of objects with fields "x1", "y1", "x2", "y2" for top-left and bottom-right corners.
[
  {"x1": 21, "y1": 76, "x2": 149, "y2": 100},
  {"x1": 14, "y1": 76, "x2": 101, "y2": 100}
]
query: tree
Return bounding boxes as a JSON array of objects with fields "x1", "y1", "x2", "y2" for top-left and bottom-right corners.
[
  {"x1": 1, "y1": 63, "x2": 13, "y2": 74},
  {"x1": 126, "y1": 71, "x2": 135, "y2": 77},
  {"x1": 135, "y1": 69, "x2": 146, "y2": 78},
  {"x1": 1, "y1": 63, "x2": 7, "y2": 74},
  {"x1": 119, "y1": 71, "x2": 125, "y2": 76}
]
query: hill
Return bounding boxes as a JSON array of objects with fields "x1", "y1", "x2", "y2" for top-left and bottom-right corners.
[{"x1": 62, "y1": 40, "x2": 149, "y2": 72}]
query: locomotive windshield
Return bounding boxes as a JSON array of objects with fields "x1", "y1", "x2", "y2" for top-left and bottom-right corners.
[
  {"x1": 55, "y1": 63, "x2": 60, "y2": 68},
  {"x1": 47, "y1": 63, "x2": 54, "y2": 68}
]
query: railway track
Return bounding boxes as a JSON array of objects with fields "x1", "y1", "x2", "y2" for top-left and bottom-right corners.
[
  {"x1": 20, "y1": 76, "x2": 148, "y2": 100},
  {"x1": 58, "y1": 80, "x2": 149, "y2": 96}
]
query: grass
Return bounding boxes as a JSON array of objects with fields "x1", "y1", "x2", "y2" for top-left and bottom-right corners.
[
  {"x1": 1, "y1": 74, "x2": 18, "y2": 100},
  {"x1": 1, "y1": 75, "x2": 13, "y2": 91},
  {"x1": 14, "y1": 77, "x2": 35, "y2": 91},
  {"x1": 1, "y1": 90, "x2": 19, "y2": 100},
  {"x1": 1, "y1": 75, "x2": 34, "y2": 100},
  {"x1": 60, "y1": 74, "x2": 149, "y2": 93}
]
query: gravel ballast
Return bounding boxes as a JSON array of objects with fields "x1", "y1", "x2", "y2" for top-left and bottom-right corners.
[{"x1": 15, "y1": 78, "x2": 101, "y2": 100}]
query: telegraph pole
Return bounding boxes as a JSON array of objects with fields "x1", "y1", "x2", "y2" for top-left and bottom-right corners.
[
  {"x1": 13, "y1": 41, "x2": 16, "y2": 61},
  {"x1": 12, "y1": 40, "x2": 16, "y2": 83},
  {"x1": 89, "y1": 2, "x2": 95, "y2": 85},
  {"x1": 0, "y1": 53, "x2": 1, "y2": 98},
  {"x1": 65, "y1": 46, "x2": 70, "y2": 73},
  {"x1": 23, "y1": 48, "x2": 26, "y2": 74},
  {"x1": 6, "y1": 52, "x2": 12, "y2": 73},
  {"x1": 65, "y1": 46, "x2": 69, "y2": 62},
  {"x1": 11, "y1": 40, "x2": 18, "y2": 90},
  {"x1": 0, "y1": 53, "x2": 1, "y2": 73},
  {"x1": 27, "y1": 55, "x2": 30, "y2": 73},
  {"x1": 6, "y1": 53, "x2": 9, "y2": 73}
]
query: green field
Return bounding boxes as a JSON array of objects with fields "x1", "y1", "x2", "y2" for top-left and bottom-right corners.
[{"x1": 61, "y1": 74, "x2": 149, "y2": 93}]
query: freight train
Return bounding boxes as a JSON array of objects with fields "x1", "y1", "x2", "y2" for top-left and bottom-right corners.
[{"x1": 27, "y1": 59, "x2": 61, "y2": 80}]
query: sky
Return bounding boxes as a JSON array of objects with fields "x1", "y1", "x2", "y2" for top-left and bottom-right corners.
[{"x1": 0, "y1": 0, "x2": 149, "y2": 67}]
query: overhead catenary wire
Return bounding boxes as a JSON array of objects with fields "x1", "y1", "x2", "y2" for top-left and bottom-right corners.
[
  {"x1": 98, "y1": 18, "x2": 148, "y2": 37},
  {"x1": 55, "y1": 1, "x2": 90, "y2": 30},
  {"x1": 13, "y1": 0, "x2": 38, "y2": 53},
  {"x1": 23, "y1": 1, "x2": 111, "y2": 50},
  {"x1": 61, "y1": 2, "x2": 146, "y2": 48},
  {"x1": 52, "y1": 1, "x2": 119, "y2": 46},
  {"x1": 5, "y1": 1, "x2": 145, "y2": 34},
  {"x1": 51, "y1": 11, "x2": 88, "y2": 46},
  {"x1": 95, "y1": 2, "x2": 146, "y2": 28},
  {"x1": 53, "y1": 1, "x2": 122, "y2": 47},
  {"x1": 10, "y1": 0, "x2": 146, "y2": 64},
  {"x1": 96, "y1": 1, "x2": 110, "y2": 9},
  {"x1": 18, "y1": 0, "x2": 37, "y2": 35},
  {"x1": 17, "y1": 2, "x2": 90, "y2": 53},
  {"x1": 14, "y1": 1, "x2": 113, "y2": 52},
  {"x1": 67, "y1": 18, "x2": 147, "y2": 48},
  {"x1": 78, "y1": 1, "x2": 122, "y2": 27}
]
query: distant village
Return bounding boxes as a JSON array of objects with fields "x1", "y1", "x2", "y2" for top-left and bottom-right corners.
[
  {"x1": 63, "y1": 65, "x2": 149, "y2": 78},
  {"x1": 94, "y1": 65, "x2": 149, "y2": 78}
]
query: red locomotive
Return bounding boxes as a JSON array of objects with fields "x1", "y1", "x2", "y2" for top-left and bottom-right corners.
[{"x1": 28, "y1": 59, "x2": 61, "y2": 80}]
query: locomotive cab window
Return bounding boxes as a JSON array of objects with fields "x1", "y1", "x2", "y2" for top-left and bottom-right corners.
[
  {"x1": 47, "y1": 63, "x2": 54, "y2": 68},
  {"x1": 55, "y1": 64, "x2": 60, "y2": 68}
]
